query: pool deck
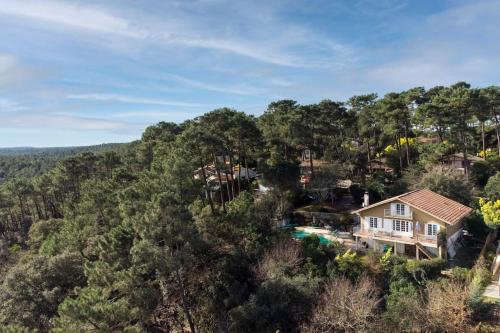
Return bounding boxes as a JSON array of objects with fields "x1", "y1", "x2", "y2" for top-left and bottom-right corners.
[{"x1": 294, "y1": 226, "x2": 357, "y2": 249}]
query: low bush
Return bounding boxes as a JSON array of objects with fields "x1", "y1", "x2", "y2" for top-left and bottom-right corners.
[
  {"x1": 468, "y1": 258, "x2": 492, "y2": 310},
  {"x1": 405, "y1": 258, "x2": 445, "y2": 283},
  {"x1": 451, "y1": 267, "x2": 470, "y2": 283},
  {"x1": 384, "y1": 281, "x2": 425, "y2": 332},
  {"x1": 332, "y1": 249, "x2": 363, "y2": 281},
  {"x1": 426, "y1": 279, "x2": 473, "y2": 333}
]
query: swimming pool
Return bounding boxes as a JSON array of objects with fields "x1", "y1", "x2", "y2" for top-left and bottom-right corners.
[{"x1": 292, "y1": 230, "x2": 332, "y2": 245}]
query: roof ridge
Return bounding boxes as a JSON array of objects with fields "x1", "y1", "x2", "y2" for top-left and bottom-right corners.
[
  {"x1": 401, "y1": 188, "x2": 471, "y2": 209},
  {"x1": 353, "y1": 188, "x2": 472, "y2": 225},
  {"x1": 399, "y1": 188, "x2": 423, "y2": 198}
]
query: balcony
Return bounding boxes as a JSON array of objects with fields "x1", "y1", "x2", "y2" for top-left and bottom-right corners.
[
  {"x1": 384, "y1": 209, "x2": 413, "y2": 219},
  {"x1": 353, "y1": 228, "x2": 438, "y2": 247},
  {"x1": 420, "y1": 234, "x2": 437, "y2": 242}
]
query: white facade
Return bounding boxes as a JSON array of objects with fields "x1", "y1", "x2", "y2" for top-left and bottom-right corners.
[{"x1": 363, "y1": 216, "x2": 413, "y2": 238}]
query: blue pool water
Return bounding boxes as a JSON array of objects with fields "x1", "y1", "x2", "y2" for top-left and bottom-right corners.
[{"x1": 292, "y1": 230, "x2": 332, "y2": 245}]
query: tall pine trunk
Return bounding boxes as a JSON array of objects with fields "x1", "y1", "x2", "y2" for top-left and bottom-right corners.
[
  {"x1": 212, "y1": 154, "x2": 226, "y2": 213},
  {"x1": 237, "y1": 146, "x2": 242, "y2": 194},
  {"x1": 244, "y1": 155, "x2": 250, "y2": 186},
  {"x1": 367, "y1": 140, "x2": 372, "y2": 174},
  {"x1": 495, "y1": 115, "x2": 500, "y2": 155},
  {"x1": 396, "y1": 134, "x2": 403, "y2": 169},
  {"x1": 404, "y1": 124, "x2": 410, "y2": 166},
  {"x1": 175, "y1": 267, "x2": 197, "y2": 333},
  {"x1": 461, "y1": 130, "x2": 469, "y2": 176},
  {"x1": 199, "y1": 156, "x2": 215, "y2": 214},
  {"x1": 228, "y1": 152, "x2": 236, "y2": 198},
  {"x1": 436, "y1": 127, "x2": 444, "y2": 142},
  {"x1": 308, "y1": 147, "x2": 314, "y2": 178},
  {"x1": 222, "y1": 155, "x2": 232, "y2": 201},
  {"x1": 481, "y1": 121, "x2": 486, "y2": 159}
]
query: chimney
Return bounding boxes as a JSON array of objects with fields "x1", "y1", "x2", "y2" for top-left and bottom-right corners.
[{"x1": 363, "y1": 191, "x2": 369, "y2": 207}]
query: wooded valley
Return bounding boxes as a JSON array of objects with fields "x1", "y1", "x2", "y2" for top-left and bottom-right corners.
[{"x1": 0, "y1": 82, "x2": 499, "y2": 332}]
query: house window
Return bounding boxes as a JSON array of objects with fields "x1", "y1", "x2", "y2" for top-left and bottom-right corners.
[
  {"x1": 369, "y1": 217, "x2": 378, "y2": 229},
  {"x1": 392, "y1": 219, "x2": 410, "y2": 232},
  {"x1": 395, "y1": 203, "x2": 406, "y2": 216},
  {"x1": 427, "y1": 223, "x2": 439, "y2": 236}
]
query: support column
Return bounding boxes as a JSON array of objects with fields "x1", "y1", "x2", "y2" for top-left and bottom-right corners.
[
  {"x1": 355, "y1": 236, "x2": 358, "y2": 250},
  {"x1": 416, "y1": 245, "x2": 420, "y2": 260},
  {"x1": 394, "y1": 242, "x2": 397, "y2": 255}
]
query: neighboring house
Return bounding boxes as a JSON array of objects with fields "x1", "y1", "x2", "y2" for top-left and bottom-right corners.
[
  {"x1": 352, "y1": 189, "x2": 472, "y2": 260},
  {"x1": 441, "y1": 153, "x2": 482, "y2": 173},
  {"x1": 193, "y1": 162, "x2": 257, "y2": 202},
  {"x1": 368, "y1": 158, "x2": 393, "y2": 173},
  {"x1": 233, "y1": 165, "x2": 257, "y2": 179}
]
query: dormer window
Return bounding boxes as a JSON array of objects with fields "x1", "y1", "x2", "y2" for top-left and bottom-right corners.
[{"x1": 395, "y1": 203, "x2": 406, "y2": 216}]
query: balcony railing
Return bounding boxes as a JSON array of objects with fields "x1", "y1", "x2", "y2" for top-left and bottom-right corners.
[
  {"x1": 353, "y1": 228, "x2": 437, "y2": 245},
  {"x1": 384, "y1": 209, "x2": 413, "y2": 219},
  {"x1": 420, "y1": 234, "x2": 437, "y2": 242}
]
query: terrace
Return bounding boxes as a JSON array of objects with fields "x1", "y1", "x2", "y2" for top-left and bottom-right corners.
[{"x1": 353, "y1": 226, "x2": 438, "y2": 248}]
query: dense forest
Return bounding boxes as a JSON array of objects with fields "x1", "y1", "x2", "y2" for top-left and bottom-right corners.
[
  {"x1": 0, "y1": 144, "x2": 130, "y2": 183},
  {"x1": 0, "y1": 82, "x2": 499, "y2": 332}
]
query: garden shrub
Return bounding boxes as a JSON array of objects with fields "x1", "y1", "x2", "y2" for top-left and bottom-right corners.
[
  {"x1": 229, "y1": 277, "x2": 314, "y2": 333},
  {"x1": 333, "y1": 249, "x2": 363, "y2": 281},
  {"x1": 484, "y1": 172, "x2": 500, "y2": 201},
  {"x1": 486, "y1": 155, "x2": 500, "y2": 171},
  {"x1": 451, "y1": 267, "x2": 470, "y2": 283},
  {"x1": 362, "y1": 250, "x2": 382, "y2": 272},
  {"x1": 388, "y1": 263, "x2": 413, "y2": 291},
  {"x1": 468, "y1": 258, "x2": 492, "y2": 310},
  {"x1": 384, "y1": 281, "x2": 424, "y2": 332},
  {"x1": 405, "y1": 258, "x2": 445, "y2": 283}
]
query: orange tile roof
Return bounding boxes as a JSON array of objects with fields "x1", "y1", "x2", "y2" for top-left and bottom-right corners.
[
  {"x1": 353, "y1": 189, "x2": 472, "y2": 225},
  {"x1": 398, "y1": 189, "x2": 472, "y2": 225}
]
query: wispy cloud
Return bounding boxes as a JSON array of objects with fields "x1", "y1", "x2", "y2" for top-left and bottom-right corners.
[
  {"x1": 110, "y1": 110, "x2": 203, "y2": 119},
  {"x1": 0, "y1": 0, "x2": 145, "y2": 38},
  {"x1": 0, "y1": 111, "x2": 137, "y2": 131},
  {"x1": 0, "y1": 0, "x2": 352, "y2": 68},
  {"x1": 67, "y1": 93, "x2": 204, "y2": 107},
  {"x1": 168, "y1": 35, "x2": 299, "y2": 67},
  {"x1": 364, "y1": 0, "x2": 500, "y2": 91},
  {"x1": 165, "y1": 73, "x2": 263, "y2": 95},
  {"x1": 0, "y1": 97, "x2": 30, "y2": 112}
]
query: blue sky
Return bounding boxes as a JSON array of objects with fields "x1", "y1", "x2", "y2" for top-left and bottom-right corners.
[{"x1": 0, "y1": 0, "x2": 499, "y2": 147}]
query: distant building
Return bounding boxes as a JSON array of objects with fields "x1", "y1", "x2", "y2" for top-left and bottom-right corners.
[
  {"x1": 193, "y1": 162, "x2": 257, "y2": 202},
  {"x1": 368, "y1": 158, "x2": 393, "y2": 173},
  {"x1": 440, "y1": 153, "x2": 482, "y2": 173}
]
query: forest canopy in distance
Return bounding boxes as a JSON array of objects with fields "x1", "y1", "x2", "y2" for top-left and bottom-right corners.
[{"x1": 0, "y1": 81, "x2": 499, "y2": 332}]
